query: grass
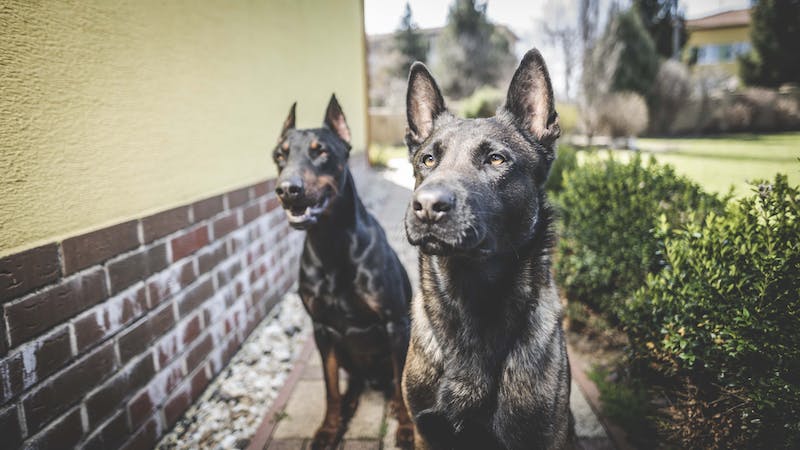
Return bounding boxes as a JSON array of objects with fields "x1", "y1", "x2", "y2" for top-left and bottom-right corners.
[
  {"x1": 368, "y1": 145, "x2": 408, "y2": 168},
  {"x1": 619, "y1": 132, "x2": 800, "y2": 196}
]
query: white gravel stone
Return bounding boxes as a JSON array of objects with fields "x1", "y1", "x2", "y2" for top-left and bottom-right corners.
[{"x1": 156, "y1": 292, "x2": 311, "y2": 450}]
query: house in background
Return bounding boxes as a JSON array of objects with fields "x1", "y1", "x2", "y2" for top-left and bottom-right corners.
[{"x1": 685, "y1": 8, "x2": 752, "y2": 77}]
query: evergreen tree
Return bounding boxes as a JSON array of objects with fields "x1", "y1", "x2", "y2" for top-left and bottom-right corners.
[
  {"x1": 609, "y1": 9, "x2": 660, "y2": 97},
  {"x1": 435, "y1": 0, "x2": 516, "y2": 98},
  {"x1": 394, "y1": 2, "x2": 429, "y2": 77},
  {"x1": 634, "y1": 0, "x2": 687, "y2": 59},
  {"x1": 740, "y1": 0, "x2": 800, "y2": 87}
]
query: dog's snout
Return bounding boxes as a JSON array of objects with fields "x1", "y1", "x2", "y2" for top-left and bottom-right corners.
[
  {"x1": 275, "y1": 176, "x2": 304, "y2": 201},
  {"x1": 413, "y1": 186, "x2": 455, "y2": 223}
]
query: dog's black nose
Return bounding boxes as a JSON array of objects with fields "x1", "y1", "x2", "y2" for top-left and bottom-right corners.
[
  {"x1": 413, "y1": 186, "x2": 454, "y2": 223},
  {"x1": 275, "y1": 176, "x2": 304, "y2": 201}
]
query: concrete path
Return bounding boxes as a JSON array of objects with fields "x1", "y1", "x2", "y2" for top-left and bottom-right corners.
[{"x1": 257, "y1": 158, "x2": 614, "y2": 449}]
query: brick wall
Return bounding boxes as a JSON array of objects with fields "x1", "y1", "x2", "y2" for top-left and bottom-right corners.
[{"x1": 0, "y1": 179, "x2": 303, "y2": 450}]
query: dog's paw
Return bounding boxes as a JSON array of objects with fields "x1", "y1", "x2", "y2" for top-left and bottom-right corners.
[
  {"x1": 310, "y1": 425, "x2": 341, "y2": 450},
  {"x1": 394, "y1": 422, "x2": 415, "y2": 449}
]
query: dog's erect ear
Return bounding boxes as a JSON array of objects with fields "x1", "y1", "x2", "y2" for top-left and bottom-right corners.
[
  {"x1": 503, "y1": 49, "x2": 560, "y2": 145},
  {"x1": 323, "y1": 94, "x2": 351, "y2": 144},
  {"x1": 406, "y1": 62, "x2": 446, "y2": 147},
  {"x1": 280, "y1": 102, "x2": 296, "y2": 137}
]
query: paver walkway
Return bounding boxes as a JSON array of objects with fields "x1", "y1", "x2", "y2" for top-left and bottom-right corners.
[{"x1": 254, "y1": 158, "x2": 614, "y2": 450}]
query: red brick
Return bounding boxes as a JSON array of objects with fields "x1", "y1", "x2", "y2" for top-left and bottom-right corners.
[
  {"x1": 0, "y1": 405, "x2": 23, "y2": 449},
  {"x1": 215, "y1": 260, "x2": 242, "y2": 289},
  {"x1": 192, "y1": 195, "x2": 224, "y2": 222},
  {"x1": 23, "y1": 341, "x2": 116, "y2": 433},
  {"x1": 189, "y1": 366, "x2": 211, "y2": 401},
  {"x1": 85, "y1": 354, "x2": 155, "y2": 427},
  {"x1": 74, "y1": 286, "x2": 148, "y2": 352},
  {"x1": 118, "y1": 303, "x2": 175, "y2": 363},
  {"x1": 212, "y1": 212, "x2": 239, "y2": 240},
  {"x1": 226, "y1": 186, "x2": 252, "y2": 209},
  {"x1": 4, "y1": 268, "x2": 107, "y2": 347},
  {"x1": 141, "y1": 206, "x2": 191, "y2": 243},
  {"x1": 253, "y1": 179, "x2": 275, "y2": 198},
  {"x1": 32, "y1": 326, "x2": 73, "y2": 382},
  {"x1": 120, "y1": 417, "x2": 160, "y2": 450},
  {"x1": 0, "y1": 243, "x2": 61, "y2": 303},
  {"x1": 0, "y1": 353, "x2": 23, "y2": 403},
  {"x1": 177, "y1": 278, "x2": 214, "y2": 318},
  {"x1": 185, "y1": 334, "x2": 212, "y2": 373},
  {"x1": 61, "y1": 220, "x2": 139, "y2": 275},
  {"x1": 28, "y1": 406, "x2": 84, "y2": 450},
  {"x1": 170, "y1": 225, "x2": 209, "y2": 262},
  {"x1": 197, "y1": 243, "x2": 228, "y2": 275},
  {"x1": 156, "y1": 314, "x2": 201, "y2": 367},
  {"x1": 163, "y1": 387, "x2": 190, "y2": 428},
  {"x1": 265, "y1": 196, "x2": 281, "y2": 212},
  {"x1": 107, "y1": 244, "x2": 167, "y2": 295},
  {"x1": 82, "y1": 410, "x2": 128, "y2": 450},
  {"x1": 127, "y1": 363, "x2": 183, "y2": 429},
  {"x1": 242, "y1": 202, "x2": 262, "y2": 225},
  {"x1": 147, "y1": 259, "x2": 197, "y2": 306}
]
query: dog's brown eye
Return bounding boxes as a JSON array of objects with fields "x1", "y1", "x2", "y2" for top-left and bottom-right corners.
[
  {"x1": 422, "y1": 154, "x2": 436, "y2": 167},
  {"x1": 488, "y1": 154, "x2": 506, "y2": 166}
]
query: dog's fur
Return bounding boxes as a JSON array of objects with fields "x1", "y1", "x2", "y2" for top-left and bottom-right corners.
[
  {"x1": 401, "y1": 49, "x2": 573, "y2": 449},
  {"x1": 272, "y1": 95, "x2": 414, "y2": 449}
]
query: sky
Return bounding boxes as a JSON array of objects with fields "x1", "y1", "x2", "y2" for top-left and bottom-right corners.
[{"x1": 364, "y1": 0, "x2": 752, "y2": 98}]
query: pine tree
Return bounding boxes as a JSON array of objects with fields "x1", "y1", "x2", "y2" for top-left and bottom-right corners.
[
  {"x1": 394, "y1": 2, "x2": 429, "y2": 77},
  {"x1": 634, "y1": 0, "x2": 687, "y2": 59},
  {"x1": 740, "y1": 0, "x2": 800, "y2": 87},
  {"x1": 435, "y1": 0, "x2": 516, "y2": 98},
  {"x1": 610, "y1": 9, "x2": 660, "y2": 97}
]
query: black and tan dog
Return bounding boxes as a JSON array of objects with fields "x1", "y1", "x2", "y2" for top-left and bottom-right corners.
[
  {"x1": 401, "y1": 50, "x2": 574, "y2": 449},
  {"x1": 272, "y1": 95, "x2": 414, "y2": 449}
]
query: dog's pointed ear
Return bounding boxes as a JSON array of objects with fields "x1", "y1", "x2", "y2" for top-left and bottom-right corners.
[
  {"x1": 323, "y1": 94, "x2": 351, "y2": 145},
  {"x1": 280, "y1": 102, "x2": 296, "y2": 137},
  {"x1": 503, "y1": 49, "x2": 560, "y2": 145},
  {"x1": 406, "y1": 62, "x2": 446, "y2": 147}
]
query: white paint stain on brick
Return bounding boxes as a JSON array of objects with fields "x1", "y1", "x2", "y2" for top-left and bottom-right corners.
[{"x1": 20, "y1": 340, "x2": 39, "y2": 389}]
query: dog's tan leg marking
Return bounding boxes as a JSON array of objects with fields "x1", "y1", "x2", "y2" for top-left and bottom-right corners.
[{"x1": 311, "y1": 345, "x2": 344, "y2": 450}]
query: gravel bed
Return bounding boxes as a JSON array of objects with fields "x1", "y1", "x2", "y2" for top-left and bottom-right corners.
[{"x1": 157, "y1": 292, "x2": 311, "y2": 450}]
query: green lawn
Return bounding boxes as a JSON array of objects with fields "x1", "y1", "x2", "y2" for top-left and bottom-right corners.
[{"x1": 616, "y1": 133, "x2": 800, "y2": 196}]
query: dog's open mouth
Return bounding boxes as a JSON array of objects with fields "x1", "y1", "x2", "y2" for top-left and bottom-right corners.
[{"x1": 285, "y1": 197, "x2": 330, "y2": 229}]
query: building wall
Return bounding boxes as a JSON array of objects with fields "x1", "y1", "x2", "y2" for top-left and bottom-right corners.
[
  {"x1": 0, "y1": 0, "x2": 368, "y2": 258},
  {"x1": 0, "y1": 1, "x2": 368, "y2": 448},
  {"x1": 685, "y1": 25, "x2": 751, "y2": 74}
]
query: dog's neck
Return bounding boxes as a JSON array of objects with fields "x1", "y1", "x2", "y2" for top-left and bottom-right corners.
[
  {"x1": 419, "y1": 201, "x2": 555, "y2": 341},
  {"x1": 303, "y1": 166, "x2": 369, "y2": 261}
]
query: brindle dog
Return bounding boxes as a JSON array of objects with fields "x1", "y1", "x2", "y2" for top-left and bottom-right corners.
[
  {"x1": 272, "y1": 95, "x2": 414, "y2": 449},
  {"x1": 401, "y1": 50, "x2": 574, "y2": 449}
]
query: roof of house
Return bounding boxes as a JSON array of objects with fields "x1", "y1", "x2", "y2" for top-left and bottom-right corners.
[{"x1": 687, "y1": 8, "x2": 751, "y2": 31}]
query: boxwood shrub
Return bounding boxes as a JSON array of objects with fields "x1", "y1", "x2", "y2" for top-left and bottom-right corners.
[
  {"x1": 555, "y1": 152, "x2": 726, "y2": 321},
  {"x1": 623, "y1": 174, "x2": 800, "y2": 448}
]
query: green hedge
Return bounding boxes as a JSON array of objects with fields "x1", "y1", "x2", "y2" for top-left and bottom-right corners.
[
  {"x1": 555, "y1": 153, "x2": 726, "y2": 321},
  {"x1": 623, "y1": 174, "x2": 800, "y2": 448}
]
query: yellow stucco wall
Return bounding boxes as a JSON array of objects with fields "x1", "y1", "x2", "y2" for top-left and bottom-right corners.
[
  {"x1": 684, "y1": 25, "x2": 751, "y2": 74},
  {"x1": 0, "y1": 0, "x2": 368, "y2": 257}
]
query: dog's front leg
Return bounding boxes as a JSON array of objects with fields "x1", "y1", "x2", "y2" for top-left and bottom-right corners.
[
  {"x1": 387, "y1": 320, "x2": 414, "y2": 449},
  {"x1": 311, "y1": 325, "x2": 344, "y2": 450}
]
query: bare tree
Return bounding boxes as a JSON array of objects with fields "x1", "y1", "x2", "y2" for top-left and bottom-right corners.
[{"x1": 540, "y1": 0, "x2": 579, "y2": 100}]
